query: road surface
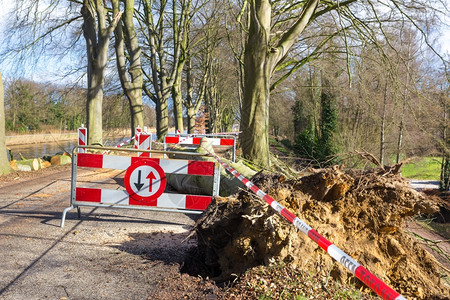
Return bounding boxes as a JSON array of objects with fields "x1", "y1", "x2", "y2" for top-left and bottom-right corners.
[{"x1": 0, "y1": 166, "x2": 199, "y2": 300}]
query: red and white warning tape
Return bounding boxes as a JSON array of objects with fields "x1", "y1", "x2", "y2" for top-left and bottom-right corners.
[
  {"x1": 204, "y1": 150, "x2": 406, "y2": 300},
  {"x1": 205, "y1": 131, "x2": 241, "y2": 136},
  {"x1": 101, "y1": 135, "x2": 137, "y2": 154}
]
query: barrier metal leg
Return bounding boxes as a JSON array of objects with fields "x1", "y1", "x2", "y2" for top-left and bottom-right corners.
[
  {"x1": 60, "y1": 205, "x2": 74, "y2": 228},
  {"x1": 77, "y1": 206, "x2": 81, "y2": 219}
]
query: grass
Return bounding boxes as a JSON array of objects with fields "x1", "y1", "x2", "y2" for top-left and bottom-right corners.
[
  {"x1": 401, "y1": 157, "x2": 442, "y2": 180},
  {"x1": 269, "y1": 138, "x2": 293, "y2": 157}
]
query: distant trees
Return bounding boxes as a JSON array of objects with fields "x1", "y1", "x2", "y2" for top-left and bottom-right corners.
[
  {"x1": 2, "y1": 79, "x2": 150, "y2": 134},
  {"x1": 292, "y1": 70, "x2": 338, "y2": 167},
  {"x1": 4, "y1": 80, "x2": 82, "y2": 132}
]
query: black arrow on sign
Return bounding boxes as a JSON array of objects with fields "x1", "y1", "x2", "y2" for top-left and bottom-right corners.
[{"x1": 134, "y1": 170, "x2": 144, "y2": 191}]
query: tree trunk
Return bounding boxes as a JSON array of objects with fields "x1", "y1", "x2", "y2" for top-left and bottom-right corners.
[
  {"x1": 440, "y1": 91, "x2": 449, "y2": 191},
  {"x1": 187, "y1": 107, "x2": 196, "y2": 133},
  {"x1": 86, "y1": 73, "x2": 104, "y2": 145},
  {"x1": 0, "y1": 71, "x2": 12, "y2": 175},
  {"x1": 172, "y1": 76, "x2": 185, "y2": 133},
  {"x1": 240, "y1": 62, "x2": 271, "y2": 167},
  {"x1": 113, "y1": 0, "x2": 144, "y2": 138},
  {"x1": 240, "y1": 0, "x2": 319, "y2": 167},
  {"x1": 396, "y1": 44, "x2": 412, "y2": 164},
  {"x1": 159, "y1": 97, "x2": 169, "y2": 140},
  {"x1": 16, "y1": 158, "x2": 42, "y2": 171},
  {"x1": 82, "y1": 0, "x2": 121, "y2": 145},
  {"x1": 240, "y1": 0, "x2": 272, "y2": 168},
  {"x1": 380, "y1": 81, "x2": 388, "y2": 165}
]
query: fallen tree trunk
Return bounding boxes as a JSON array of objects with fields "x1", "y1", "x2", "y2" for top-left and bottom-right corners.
[
  {"x1": 15, "y1": 158, "x2": 41, "y2": 171},
  {"x1": 166, "y1": 138, "x2": 257, "y2": 196},
  {"x1": 50, "y1": 155, "x2": 72, "y2": 166}
]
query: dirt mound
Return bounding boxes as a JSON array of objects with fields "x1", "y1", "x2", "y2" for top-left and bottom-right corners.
[{"x1": 195, "y1": 167, "x2": 450, "y2": 299}]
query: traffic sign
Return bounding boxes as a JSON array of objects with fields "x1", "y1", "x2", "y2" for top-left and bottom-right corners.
[{"x1": 124, "y1": 160, "x2": 167, "y2": 204}]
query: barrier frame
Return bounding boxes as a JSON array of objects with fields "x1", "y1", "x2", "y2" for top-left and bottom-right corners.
[
  {"x1": 164, "y1": 133, "x2": 237, "y2": 162},
  {"x1": 61, "y1": 145, "x2": 221, "y2": 227}
]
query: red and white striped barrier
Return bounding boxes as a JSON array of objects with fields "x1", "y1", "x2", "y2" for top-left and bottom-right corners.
[
  {"x1": 77, "y1": 153, "x2": 215, "y2": 175},
  {"x1": 136, "y1": 133, "x2": 152, "y2": 157},
  {"x1": 164, "y1": 135, "x2": 235, "y2": 146},
  {"x1": 78, "y1": 124, "x2": 87, "y2": 153},
  {"x1": 134, "y1": 126, "x2": 152, "y2": 157},
  {"x1": 61, "y1": 148, "x2": 220, "y2": 228},
  {"x1": 164, "y1": 134, "x2": 236, "y2": 162},
  {"x1": 75, "y1": 187, "x2": 211, "y2": 210},
  {"x1": 203, "y1": 150, "x2": 406, "y2": 300}
]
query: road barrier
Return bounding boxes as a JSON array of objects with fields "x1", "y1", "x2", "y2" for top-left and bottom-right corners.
[
  {"x1": 201, "y1": 148, "x2": 406, "y2": 300},
  {"x1": 78, "y1": 124, "x2": 87, "y2": 153},
  {"x1": 164, "y1": 134, "x2": 236, "y2": 162},
  {"x1": 79, "y1": 126, "x2": 153, "y2": 155},
  {"x1": 134, "y1": 126, "x2": 152, "y2": 157},
  {"x1": 60, "y1": 146, "x2": 221, "y2": 228}
]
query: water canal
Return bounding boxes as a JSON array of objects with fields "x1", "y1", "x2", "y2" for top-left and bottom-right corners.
[{"x1": 6, "y1": 136, "x2": 136, "y2": 161}]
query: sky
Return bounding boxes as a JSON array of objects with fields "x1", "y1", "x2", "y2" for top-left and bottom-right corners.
[{"x1": 0, "y1": 0, "x2": 449, "y2": 83}]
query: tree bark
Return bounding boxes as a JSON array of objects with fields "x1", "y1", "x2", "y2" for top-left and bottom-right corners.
[
  {"x1": 440, "y1": 91, "x2": 449, "y2": 191},
  {"x1": 82, "y1": 0, "x2": 121, "y2": 145},
  {"x1": 240, "y1": 0, "x2": 319, "y2": 168},
  {"x1": 172, "y1": 75, "x2": 185, "y2": 133},
  {"x1": 240, "y1": 0, "x2": 272, "y2": 167},
  {"x1": 380, "y1": 81, "x2": 388, "y2": 165},
  {"x1": 0, "y1": 71, "x2": 12, "y2": 175},
  {"x1": 113, "y1": 0, "x2": 144, "y2": 137},
  {"x1": 396, "y1": 44, "x2": 412, "y2": 164}
]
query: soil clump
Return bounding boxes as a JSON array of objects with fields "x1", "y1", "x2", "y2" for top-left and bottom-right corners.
[{"x1": 194, "y1": 166, "x2": 450, "y2": 299}]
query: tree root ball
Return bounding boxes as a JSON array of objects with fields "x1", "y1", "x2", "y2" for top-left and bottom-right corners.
[{"x1": 194, "y1": 167, "x2": 449, "y2": 299}]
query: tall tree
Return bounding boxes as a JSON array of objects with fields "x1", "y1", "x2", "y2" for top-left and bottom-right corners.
[
  {"x1": 82, "y1": 0, "x2": 122, "y2": 145},
  {"x1": 112, "y1": 0, "x2": 144, "y2": 137},
  {"x1": 318, "y1": 77, "x2": 338, "y2": 163},
  {"x1": 439, "y1": 89, "x2": 449, "y2": 190},
  {"x1": 239, "y1": 0, "x2": 448, "y2": 167},
  {"x1": 183, "y1": 6, "x2": 222, "y2": 133},
  {"x1": 141, "y1": 0, "x2": 191, "y2": 139},
  {"x1": 240, "y1": 0, "x2": 321, "y2": 167},
  {"x1": 0, "y1": 71, "x2": 12, "y2": 175}
]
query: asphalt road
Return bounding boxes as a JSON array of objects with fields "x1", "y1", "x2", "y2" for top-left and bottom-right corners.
[
  {"x1": 408, "y1": 179, "x2": 441, "y2": 191},
  {"x1": 0, "y1": 167, "x2": 198, "y2": 300}
]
